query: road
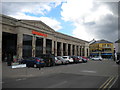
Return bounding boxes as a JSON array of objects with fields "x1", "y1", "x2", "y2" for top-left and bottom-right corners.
[{"x1": 2, "y1": 59, "x2": 120, "y2": 89}]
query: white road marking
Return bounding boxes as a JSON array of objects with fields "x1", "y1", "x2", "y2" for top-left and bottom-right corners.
[
  {"x1": 48, "y1": 81, "x2": 67, "y2": 88},
  {"x1": 16, "y1": 78, "x2": 26, "y2": 81},
  {"x1": 81, "y1": 70, "x2": 96, "y2": 73}
]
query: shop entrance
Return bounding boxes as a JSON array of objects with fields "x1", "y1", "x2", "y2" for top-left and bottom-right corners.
[{"x1": 2, "y1": 32, "x2": 17, "y2": 62}]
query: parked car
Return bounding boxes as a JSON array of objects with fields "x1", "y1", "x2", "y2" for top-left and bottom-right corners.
[
  {"x1": 35, "y1": 57, "x2": 46, "y2": 68},
  {"x1": 78, "y1": 56, "x2": 87, "y2": 63},
  {"x1": 62, "y1": 56, "x2": 74, "y2": 63},
  {"x1": 20, "y1": 57, "x2": 45, "y2": 68},
  {"x1": 81, "y1": 56, "x2": 90, "y2": 61},
  {"x1": 91, "y1": 56, "x2": 102, "y2": 61},
  {"x1": 57, "y1": 56, "x2": 69, "y2": 64},
  {"x1": 39, "y1": 54, "x2": 55, "y2": 67},
  {"x1": 71, "y1": 56, "x2": 82, "y2": 63},
  {"x1": 55, "y1": 57, "x2": 62, "y2": 65}
]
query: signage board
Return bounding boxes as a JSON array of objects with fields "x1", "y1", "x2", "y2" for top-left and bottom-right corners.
[
  {"x1": 12, "y1": 64, "x2": 26, "y2": 68},
  {"x1": 32, "y1": 30, "x2": 47, "y2": 37}
]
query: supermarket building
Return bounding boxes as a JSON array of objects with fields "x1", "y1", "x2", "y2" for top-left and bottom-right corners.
[{"x1": 0, "y1": 14, "x2": 89, "y2": 61}]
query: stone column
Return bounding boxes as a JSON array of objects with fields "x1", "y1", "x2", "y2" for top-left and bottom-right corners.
[
  {"x1": 81, "y1": 46, "x2": 83, "y2": 56},
  {"x1": 88, "y1": 48, "x2": 90, "y2": 57},
  {"x1": 70, "y1": 44, "x2": 72, "y2": 56},
  {"x1": 61, "y1": 42, "x2": 63, "y2": 56},
  {"x1": 74, "y1": 45, "x2": 77, "y2": 56},
  {"x1": 17, "y1": 33, "x2": 23, "y2": 59},
  {"x1": 52, "y1": 40, "x2": 54, "y2": 55},
  {"x1": 43, "y1": 38, "x2": 46, "y2": 54},
  {"x1": 0, "y1": 23, "x2": 2, "y2": 62},
  {"x1": 78, "y1": 46, "x2": 80, "y2": 56},
  {"x1": 82, "y1": 46, "x2": 85, "y2": 56},
  {"x1": 65, "y1": 43, "x2": 68, "y2": 56},
  {"x1": 0, "y1": 20, "x2": 2, "y2": 90},
  {"x1": 32, "y1": 35, "x2": 36, "y2": 57},
  {"x1": 55, "y1": 41, "x2": 57, "y2": 56},
  {"x1": 84, "y1": 46, "x2": 87, "y2": 57}
]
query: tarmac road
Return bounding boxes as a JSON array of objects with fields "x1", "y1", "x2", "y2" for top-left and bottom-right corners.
[{"x1": 2, "y1": 59, "x2": 120, "y2": 89}]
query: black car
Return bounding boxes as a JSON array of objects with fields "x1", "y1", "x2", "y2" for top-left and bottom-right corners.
[
  {"x1": 39, "y1": 54, "x2": 55, "y2": 67},
  {"x1": 71, "y1": 56, "x2": 81, "y2": 63}
]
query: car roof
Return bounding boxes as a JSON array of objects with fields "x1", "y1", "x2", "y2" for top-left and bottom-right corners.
[{"x1": 62, "y1": 56, "x2": 69, "y2": 57}]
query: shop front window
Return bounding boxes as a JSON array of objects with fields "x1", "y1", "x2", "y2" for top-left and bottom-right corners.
[
  {"x1": 36, "y1": 37, "x2": 43, "y2": 57},
  {"x1": 23, "y1": 35, "x2": 32, "y2": 58}
]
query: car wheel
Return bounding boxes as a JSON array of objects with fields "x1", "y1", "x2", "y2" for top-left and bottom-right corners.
[{"x1": 34, "y1": 64, "x2": 37, "y2": 68}]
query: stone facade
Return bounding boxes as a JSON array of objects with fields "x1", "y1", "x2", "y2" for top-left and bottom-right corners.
[{"x1": 0, "y1": 14, "x2": 89, "y2": 61}]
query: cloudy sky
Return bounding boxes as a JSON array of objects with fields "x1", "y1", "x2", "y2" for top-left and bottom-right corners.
[{"x1": 1, "y1": 0, "x2": 119, "y2": 42}]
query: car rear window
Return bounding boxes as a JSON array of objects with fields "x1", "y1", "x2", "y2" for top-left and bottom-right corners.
[
  {"x1": 63, "y1": 57, "x2": 67, "y2": 59},
  {"x1": 57, "y1": 57, "x2": 60, "y2": 60}
]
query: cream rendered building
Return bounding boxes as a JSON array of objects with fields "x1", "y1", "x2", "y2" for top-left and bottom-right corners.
[{"x1": 0, "y1": 14, "x2": 89, "y2": 61}]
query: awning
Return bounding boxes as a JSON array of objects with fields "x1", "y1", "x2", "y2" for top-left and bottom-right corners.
[
  {"x1": 101, "y1": 53, "x2": 112, "y2": 55},
  {"x1": 90, "y1": 53, "x2": 99, "y2": 55}
]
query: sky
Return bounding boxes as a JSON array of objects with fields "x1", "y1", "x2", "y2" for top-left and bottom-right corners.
[{"x1": 1, "y1": 0, "x2": 119, "y2": 42}]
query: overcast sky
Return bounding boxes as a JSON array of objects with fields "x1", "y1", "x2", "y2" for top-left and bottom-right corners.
[{"x1": 1, "y1": 0, "x2": 119, "y2": 42}]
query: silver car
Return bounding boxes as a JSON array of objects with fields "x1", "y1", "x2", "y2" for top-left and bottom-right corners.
[
  {"x1": 62, "y1": 56, "x2": 74, "y2": 63},
  {"x1": 55, "y1": 57, "x2": 62, "y2": 65},
  {"x1": 91, "y1": 56, "x2": 102, "y2": 61},
  {"x1": 57, "y1": 56, "x2": 69, "y2": 64}
]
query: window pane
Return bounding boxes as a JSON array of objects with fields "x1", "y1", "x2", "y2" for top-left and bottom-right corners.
[
  {"x1": 36, "y1": 37, "x2": 43, "y2": 57},
  {"x1": 23, "y1": 35, "x2": 32, "y2": 58}
]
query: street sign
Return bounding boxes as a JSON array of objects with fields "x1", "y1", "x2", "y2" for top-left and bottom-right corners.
[{"x1": 12, "y1": 64, "x2": 26, "y2": 68}]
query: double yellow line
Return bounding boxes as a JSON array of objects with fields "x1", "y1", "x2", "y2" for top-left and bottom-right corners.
[{"x1": 98, "y1": 76, "x2": 115, "y2": 90}]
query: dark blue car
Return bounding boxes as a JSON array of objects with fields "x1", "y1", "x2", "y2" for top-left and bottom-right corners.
[{"x1": 21, "y1": 57, "x2": 45, "y2": 68}]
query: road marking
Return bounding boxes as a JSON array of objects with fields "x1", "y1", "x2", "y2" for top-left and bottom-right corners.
[
  {"x1": 98, "y1": 76, "x2": 115, "y2": 90},
  {"x1": 103, "y1": 76, "x2": 115, "y2": 89},
  {"x1": 108, "y1": 75, "x2": 118, "y2": 89},
  {"x1": 98, "y1": 77, "x2": 112, "y2": 90},
  {"x1": 16, "y1": 78, "x2": 26, "y2": 81},
  {"x1": 48, "y1": 81, "x2": 67, "y2": 88},
  {"x1": 81, "y1": 70, "x2": 96, "y2": 73}
]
